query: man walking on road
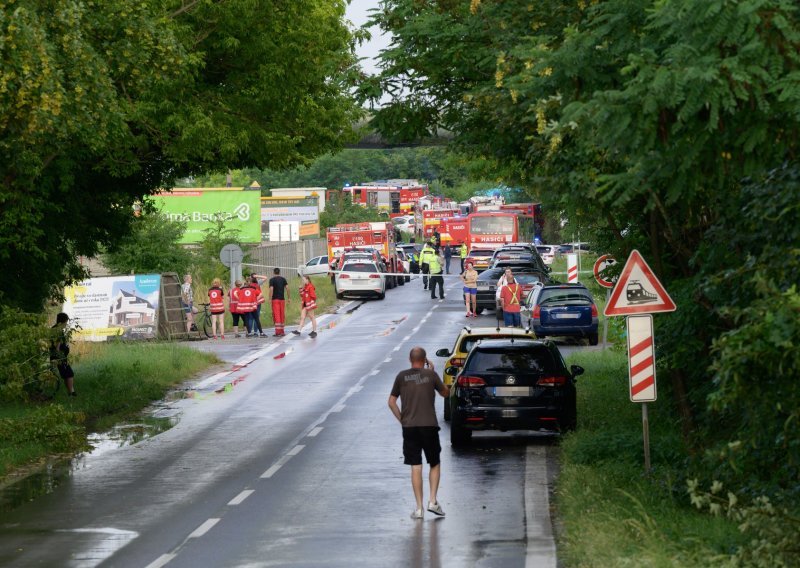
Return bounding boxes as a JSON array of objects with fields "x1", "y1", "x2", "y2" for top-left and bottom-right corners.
[
  {"x1": 268, "y1": 268, "x2": 290, "y2": 336},
  {"x1": 428, "y1": 248, "x2": 445, "y2": 300},
  {"x1": 443, "y1": 244, "x2": 453, "y2": 274},
  {"x1": 388, "y1": 347, "x2": 450, "y2": 520}
]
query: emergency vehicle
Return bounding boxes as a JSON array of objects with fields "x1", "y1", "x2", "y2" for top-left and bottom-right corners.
[
  {"x1": 326, "y1": 222, "x2": 404, "y2": 288},
  {"x1": 438, "y1": 216, "x2": 469, "y2": 246},
  {"x1": 342, "y1": 182, "x2": 429, "y2": 215},
  {"x1": 418, "y1": 207, "x2": 459, "y2": 241}
]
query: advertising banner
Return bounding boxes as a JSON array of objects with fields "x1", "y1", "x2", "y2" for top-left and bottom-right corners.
[
  {"x1": 152, "y1": 190, "x2": 262, "y2": 244},
  {"x1": 261, "y1": 197, "x2": 320, "y2": 240},
  {"x1": 63, "y1": 275, "x2": 162, "y2": 341}
]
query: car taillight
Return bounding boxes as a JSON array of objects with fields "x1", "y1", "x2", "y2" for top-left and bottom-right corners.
[
  {"x1": 369, "y1": 274, "x2": 382, "y2": 279},
  {"x1": 532, "y1": 306, "x2": 541, "y2": 318},
  {"x1": 591, "y1": 304, "x2": 598, "y2": 317},
  {"x1": 339, "y1": 274, "x2": 350, "y2": 279},
  {"x1": 457, "y1": 376, "x2": 486, "y2": 387},
  {"x1": 537, "y1": 376, "x2": 567, "y2": 387},
  {"x1": 450, "y1": 358, "x2": 465, "y2": 367}
]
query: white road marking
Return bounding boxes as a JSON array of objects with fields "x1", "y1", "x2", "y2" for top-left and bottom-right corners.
[
  {"x1": 145, "y1": 554, "x2": 176, "y2": 568},
  {"x1": 392, "y1": 345, "x2": 401, "y2": 352},
  {"x1": 288, "y1": 444, "x2": 305, "y2": 456},
  {"x1": 383, "y1": 357, "x2": 392, "y2": 363},
  {"x1": 525, "y1": 446, "x2": 556, "y2": 568},
  {"x1": 369, "y1": 369, "x2": 380, "y2": 376},
  {"x1": 331, "y1": 404, "x2": 346, "y2": 413},
  {"x1": 228, "y1": 490, "x2": 255, "y2": 506},
  {"x1": 403, "y1": 335, "x2": 412, "y2": 341},
  {"x1": 307, "y1": 427, "x2": 323, "y2": 437},
  {"x1": 261, "y1": 455, "x2": 292, "y2": 478},
  {"x1": 188, "y1": 518, "x2": 220, "y2": 538}
]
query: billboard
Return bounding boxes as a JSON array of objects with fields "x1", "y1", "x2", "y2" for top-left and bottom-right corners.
[
  {"x1": 261, "y1": 197, "x2": 320, "y2": 240},
  {"x1": 62, "y1": 275, "x2": 162, "y2": 341},
  {"x1": 152, "y1": 190, "x2": 262, "y2": 244}
]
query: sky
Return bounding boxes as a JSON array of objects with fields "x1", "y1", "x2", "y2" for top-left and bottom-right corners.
[{"x1": 345, "y1": 0, "x2": 391, "y2": 75}]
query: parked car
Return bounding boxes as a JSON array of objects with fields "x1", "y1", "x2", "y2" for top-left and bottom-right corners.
[
  {"x1": 521, "y1": 283, "x2": 599, "y2": 345},
  {"x1": 395, "y1": 250, "x2": 412, "y2": 282},
  {"x1": 474, "y1": 267, "x2": 548, "y2": 315},
  {"x1": 559, "y1": 242, "x2": 592, "y2": 255},
  {"x1": 449, "y1": 338, "x2": 584, "y2": 445},
  {"x1": 335, "y1": 260, "x2": 386, "y2": 300},
  {"x1": 392, "y1": 215, "x2": 416, "y2": 234},
  {"x1": 489, "y1": 243, "x2": 539, "y2": 263},
  {"x1": 299, "y1": 255, "x2": 330, "y2": 276},
  {"x1": 435, "y1": 326, "x2": 537, "y2": 420},
  {"x1": 489, "y1": 251, "x2": 550, "y2": 274},
  {"x1": 465, "y1": 248, "x2": 495, "y2": 272},
  {"x1": 536, "y1": 245, "x2": 559, "y2": 265}
]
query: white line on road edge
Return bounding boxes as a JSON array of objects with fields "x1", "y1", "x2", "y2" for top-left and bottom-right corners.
[
  {"x1": 228, "y1": 490, "x2": 255, "y2": 506},
  {"x1": 369, "y1": 369, "x2": 380, "y2": 376},
  {"x1": 525, "y1": 446, "x2": 556, "y2": 568},
  {"x1": 331, "y1": 404, "x2": 346, "y2": 413},
  {"x1": 188, "y1": 518, "x2": 220, "y2": 539},
  {"x1": 392, "y1": 345, "x2": 401, "y2": 352},
  {"x1": 403, "y1": 335, "x2": 412, "y2": 341},
  {"x1": 145, "y1": 554, "x2": 176, "y2": 568},
  {"x1": 383, "y1": 357, "x2": 392, "y2": 363},
  {"x1": 307, "y1": 427, "x2": 323, "y2": 437},
  {"x1": 194, "y1": 344, "x2": 276, "y2": 390}
]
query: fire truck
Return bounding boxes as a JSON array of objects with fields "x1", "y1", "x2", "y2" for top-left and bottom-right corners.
[
  {"x1": 438, "y1": 216, "x2": 469, "y2": 246},
  {"x1": 342, "y1": 182, "x2": 429, "y2": 215},
  {"x1": 500, "y1": 203, "x2": 545, "y2": 241},
  {"x1": 418, "y1": 207, "x2": 460, "y2": 241},
  {"x1": 326, "y1": 222, "x2": 404, "y2": 288}
]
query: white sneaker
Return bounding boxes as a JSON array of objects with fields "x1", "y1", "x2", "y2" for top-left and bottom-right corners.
[
  {"x1": 427, "y1": 502, "x2": 445, "y2": 517},
  {"x1": 410, "y1": 508, "x2": 424, "y2": 520}
]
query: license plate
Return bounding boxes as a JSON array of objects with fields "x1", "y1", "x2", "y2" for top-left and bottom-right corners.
[
  {"x1": 493, "y1": 387, "x2": 531, "y2": 396},
  {"x1": 502, "y1": 409, "x2": 518, "y2": 418},
  {"x1": 555, "y1": 313, "x2": 580, "y2": 319},
  {"x1": 477, "y1": 282, "x2": 489, "y2": 288}
]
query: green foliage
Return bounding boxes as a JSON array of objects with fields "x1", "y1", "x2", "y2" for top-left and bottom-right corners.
[
  {"x1": 0, "y1": 308, "x2": 56, "y2": 402},
  {"x1": 0, "y1": 0, "x2": 362, "y2": 310},
  {"x1": 102, "y1": 210, "x2": 194, "y2": 276},
  {"x1": 320, "y1": 194, "x2": 386, "y2": 231},
  {"x1": 190, "y1": 218, "x2": 246, "y2": 283},
  {"x1": 0, "y1": 404, "x2": 86, "y2": 454}
]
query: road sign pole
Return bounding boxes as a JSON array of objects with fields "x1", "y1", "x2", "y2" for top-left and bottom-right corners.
[
  {"x1": 602, "y1": 288, "x2": 610, "y2": 350},
  {"x1": 229, "y1": 250, "x2": 235, "y2": 290},
  {"x1": 642, "y1": 402, "x2": 651, "y2": 473}
]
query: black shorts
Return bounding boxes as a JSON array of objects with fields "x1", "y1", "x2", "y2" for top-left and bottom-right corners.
[
  {"x1": 232, "y1": 313, "x2": 243, "y2": 325},
  {"x1": 402, "y1": 426, "x2": 441, "y2": 466},
  {"x1": 56, "y1": 362, "x2": 74, "y2": 380}
]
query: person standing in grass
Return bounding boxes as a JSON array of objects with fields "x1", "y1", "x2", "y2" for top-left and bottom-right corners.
[
  {"x1": 50, "y1": 312, "x2": 77, "y2": 396},
  {"x1": 293, "y1": 274, "x2": 318, "y2": 338},
  {"x1": 208, "y1": 278, "x2": 225, "y2": 339},
  {"x1": 268, "y1": 267, "x2": 290, "y2": 337}
]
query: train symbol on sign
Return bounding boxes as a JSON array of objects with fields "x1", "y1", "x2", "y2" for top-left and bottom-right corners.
[{"x1": 626, "y1": 280, "x2": 658, "y2": 304}]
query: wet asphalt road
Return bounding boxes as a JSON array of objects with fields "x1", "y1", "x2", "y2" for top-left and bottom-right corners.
[{"x1": 0, "y1": 275, "x2": 591, "y2": 568}]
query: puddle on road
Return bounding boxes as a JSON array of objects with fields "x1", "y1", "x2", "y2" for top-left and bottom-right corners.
[{"x1": 0, "y1": 416, "x2": 175, "y2": 513}]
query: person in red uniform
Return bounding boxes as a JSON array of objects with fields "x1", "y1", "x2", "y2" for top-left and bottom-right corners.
[
  {"x1": 250, "y1": 275, "x2": 268, "y2": 337},
  {"x1": 292, "y1": 274, "x2": 318, "y2": 338},
  {"x1": 268, "y1": 267, "x2": 290, "y2": 336},
  {"x1": 238, "y1": 279, "x2": 258, "y2": 337},
  {"x1": 499, "y1": 269, "x2": 522, "y2": 328},
  {"x1": 207, "y1": 278, "x2": 226, "y2": 339},
  {"x1": 229, "y1": 280, "x2": 243, "y2": 338}
]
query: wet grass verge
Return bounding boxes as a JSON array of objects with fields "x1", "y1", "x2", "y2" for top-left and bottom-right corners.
[
  {"x1": 556, "y1": 349, "x2": 745, "y2": 565},
  {"x1": 0, "y1": 342, "x2": 218, "y2": 483}
]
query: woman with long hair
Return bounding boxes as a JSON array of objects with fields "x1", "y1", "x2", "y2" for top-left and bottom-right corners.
[{"x1": 293, "y1": 274, "x2": 318, "y2": 338}]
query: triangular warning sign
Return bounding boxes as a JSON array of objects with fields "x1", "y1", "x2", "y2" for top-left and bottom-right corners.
[{"x1": 604, "y1": 250, "x2": 677, "y2": 316}]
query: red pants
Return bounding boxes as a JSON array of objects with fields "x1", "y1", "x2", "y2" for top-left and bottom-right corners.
[{"x1": 272, "y1": 300, "x2": 286, "y2": 335}]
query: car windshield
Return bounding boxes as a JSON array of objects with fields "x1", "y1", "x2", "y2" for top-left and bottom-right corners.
[
  {"x1": 536, "y1": 246, "x2": 553, "y2": 254},
  {"x1": 470, "y1": 250, "x2": 494, "y2": 258},
  {"x1": 512, "y1": 273, "x2": 543, "y2": 285},
  {"x1": 539, "y1": 288, "x2": 593, "y2": 304},
  {"x1": 467, "y1": 348, "x2": 557, "y2": 374},
  {"x1": 459, "y1": 335, "x2": 534, "y2": 353},
  {"x1": 471, "y1": 216, "x2": 514, "y2": 235},
  {"x1": 342, "y1": 263, "x2": 378, "y2": 272}
]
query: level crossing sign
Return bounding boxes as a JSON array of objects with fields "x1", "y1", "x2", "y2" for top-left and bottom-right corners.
[
  {"x1": 567, "y1": 254, "x2": 578, "y2": 283},
  {"x1": 627, "y1": 315, "x2": 657, "y2": 402},
  {"x1": 604, "y1": 250, "x2": 676, "y2": 316}
]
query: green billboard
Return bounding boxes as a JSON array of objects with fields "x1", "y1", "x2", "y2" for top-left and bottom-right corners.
[{"x1": 151, "y1": 190, "x2": 262, "y2": 244}]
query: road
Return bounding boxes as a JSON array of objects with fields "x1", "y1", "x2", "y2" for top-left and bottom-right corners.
[{"x1": 0, "y1": 275, "x2": 587, "y2": 568}]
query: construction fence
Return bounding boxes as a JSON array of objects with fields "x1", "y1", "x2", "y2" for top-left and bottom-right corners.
[{"x1": 243, "y1": 238, "x2": 328, "y2": 280}]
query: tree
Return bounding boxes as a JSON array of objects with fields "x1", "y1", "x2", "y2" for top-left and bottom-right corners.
[
  {"x1": 102, "y1": 211, "x2": 193, "y2": 277},
  {"x1": 0, "y1": 0, "x2": 362, "y2": 309}
]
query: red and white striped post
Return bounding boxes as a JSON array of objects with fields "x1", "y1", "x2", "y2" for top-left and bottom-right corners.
[
  {"x1": 627, "y1": 315, "x2": 657, "y2": 471},
  {"x1": 567, "y1": 254, "x2": 579, "y2": 283}
]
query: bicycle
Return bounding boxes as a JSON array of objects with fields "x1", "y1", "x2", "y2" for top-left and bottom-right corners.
[{"x1": 194, "y1": 303, "x2": 213, "y2": 338}]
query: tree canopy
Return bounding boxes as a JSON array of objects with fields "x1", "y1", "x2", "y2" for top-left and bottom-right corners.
[{"x1": 0, "y1": 0, "x2": 363, "y2": 309}]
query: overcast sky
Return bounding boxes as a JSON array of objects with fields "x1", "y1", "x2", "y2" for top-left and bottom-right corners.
[{"x1": 345, "y1": 0, "x2": 391, "y2": 75}]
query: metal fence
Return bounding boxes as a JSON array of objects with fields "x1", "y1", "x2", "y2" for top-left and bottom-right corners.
[{"x1": 243, "y1": 238, "x2": 327, "y2": 280}]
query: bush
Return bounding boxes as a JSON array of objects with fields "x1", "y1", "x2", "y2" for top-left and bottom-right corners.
[{"x1": 0, "y1": 308, "x2": 56, "y2": 402}]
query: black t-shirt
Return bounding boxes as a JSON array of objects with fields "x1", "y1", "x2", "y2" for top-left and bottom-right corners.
[{"x1": 269, "y1": 276, "x2": 288, "y2": 300}]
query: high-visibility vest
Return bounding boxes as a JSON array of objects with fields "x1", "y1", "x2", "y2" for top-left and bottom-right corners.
[
  {"x1": 460, "y1": 244, "x2": 468, "y2": 259},
  {"x1": 229, "y1": 286, "x2": 241, "y2": 314},
  {"x1": 238, "y1": 286, "x2": 257, "y2": 312},
  {"x1": 208, "y1": 286, "x2": 225, "y2": 314},
  {"x1": 428, "y1": 255, "x2": 442, "y2": 274}
]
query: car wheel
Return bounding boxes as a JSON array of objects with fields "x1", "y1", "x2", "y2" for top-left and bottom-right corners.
[
  {"x1": 378, "y1": 291, "x2": 386, "y2": 300},
  {"x1": 475, "y1": 307, "x2": 484, "y2": 315},
  {"x1": 588, "y1": 333, "x2": 599, "y2": 346},
  {"x1": 443, "y1": 398, "x2": 451, "y2": 422},
  {"x1": 450, "y1": 413, "x2": 472, "y2": 446},
  {"x1": 336, "y1": 292, "x2": 344, "y2": 300},
  {"x1": 405, "y1": 275, "x2": 411, "y2": 283},
  {"x1": 398, "y1": 275, "x2": 405, "y2": 286},
  {"x1": 562, "y1": 399, "x2": 577, "y2": 432}
]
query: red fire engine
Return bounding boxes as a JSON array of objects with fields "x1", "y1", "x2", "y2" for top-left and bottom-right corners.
[
  {"x1": 326, "y1": 222, "x2": 404, "y2": 287},
  {"x1": 438, "y1": 216, "x2": 470, "y2": 246},
  {"x1": 342, "y1": 183, "x2": 429, "y2": 215}
]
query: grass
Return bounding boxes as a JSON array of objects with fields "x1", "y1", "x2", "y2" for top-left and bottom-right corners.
[
  {"x1": 557, "y1": 350, "x2": 744, "y2": 566},
  {"x1": 0, "y1": 342, "x2": 218, "y2": 481}
]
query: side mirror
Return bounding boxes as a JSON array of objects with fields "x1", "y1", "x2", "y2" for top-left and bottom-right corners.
[
  {"x1": 445, "y1": 366, "x2": 460, "y2": 376},
  {"x1": 435, "y1": 348, "x2": 451, "y2": 358},
  {"x1": 571, "y1": 365, "x2": 585, "y2": 377}
]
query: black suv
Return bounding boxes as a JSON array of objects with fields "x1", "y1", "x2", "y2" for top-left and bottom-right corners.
[{"x1": 448, "y1": 338, "x2": 584, "y2": 446}]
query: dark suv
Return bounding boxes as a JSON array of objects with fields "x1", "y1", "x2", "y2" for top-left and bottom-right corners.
[{"x1": 448, "y1": 339, "x2": 584, "y2": 446}]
